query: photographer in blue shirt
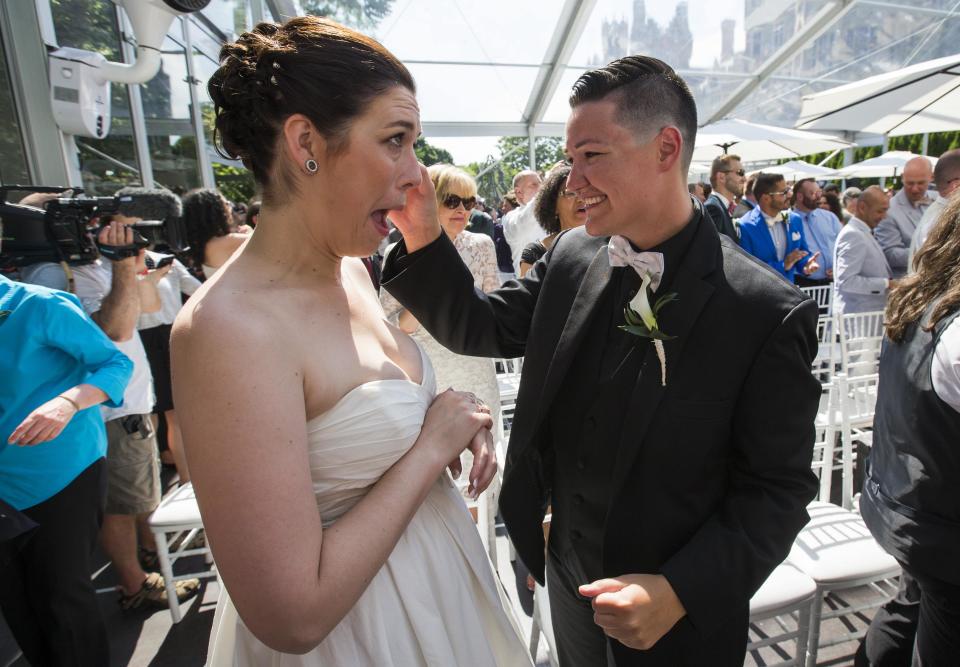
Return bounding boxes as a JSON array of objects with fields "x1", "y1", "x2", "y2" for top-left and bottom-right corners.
[{"x1": 0, "y1": 271, "x2": 131, "y2": 666}]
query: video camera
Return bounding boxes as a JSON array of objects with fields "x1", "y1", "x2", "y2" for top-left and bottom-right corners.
[{"x1": 0, "y1": 185, "x2": 188, "y2": 269}]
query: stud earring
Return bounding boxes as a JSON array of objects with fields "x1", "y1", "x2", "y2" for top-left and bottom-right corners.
[{"x1": 304, "y1": 158, "x2": 318, "y2": 174}]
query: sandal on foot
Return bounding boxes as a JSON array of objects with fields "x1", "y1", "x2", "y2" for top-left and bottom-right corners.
[{"x1": 118, "y1": 572, "x2": 200, "y2": 610}]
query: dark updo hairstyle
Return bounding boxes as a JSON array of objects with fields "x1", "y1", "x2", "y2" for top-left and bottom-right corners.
[
  {"x1": 533, "y1": 165, "x2": 571, "y2": 236},
  {"x1": 208, "y1": 16, "x2": 416, "y2": 203},
  {"x1": 182, "y1": 188, "x2": 231, "y2": 268}
]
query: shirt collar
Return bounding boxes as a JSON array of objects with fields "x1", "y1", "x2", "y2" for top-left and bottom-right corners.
[
  {"x1": 713, "y1": 191, "x2": 730, "y2": 209},
  {"x1": 762, "y1": 210, "x2": 784, "y2": 228},
  {"x1": 848, "y1": 216, "x2": 873, "y2": 234}
]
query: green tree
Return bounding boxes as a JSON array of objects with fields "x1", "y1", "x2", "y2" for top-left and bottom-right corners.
[
  {"x1": 213, "y1": 163, "x2": 256, "y2": 204},
  {"x1": 414, "y1": 137, "x2": 454, "y2": 166},
  {"x1": 497, "y1": 136, "x2": 566, "y2": 181},
  {"x1": 301, "y1": 0, "x2": 393, "y2": 29}
]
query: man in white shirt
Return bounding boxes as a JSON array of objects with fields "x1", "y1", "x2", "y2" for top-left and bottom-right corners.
[
  {"x1": 875, "y1": 157, "x2": 933, "y2": 277},
  {"x1": 834, "y1": 186, "x2": 897, "y2": 314},
  {"x1": 910, "y1": 149, "x2": 960, "y2": 271},
  {"x1": 502, "y1": 169, "x2": 544, "y2": 273},
  {"x1": 73, "y1": 220, "x2": 200, "y2": 609}
]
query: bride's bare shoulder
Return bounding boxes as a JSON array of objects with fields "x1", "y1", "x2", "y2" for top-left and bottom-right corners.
[{"x1": 172, "y1": 275, "x2": 285, "y2": 366}]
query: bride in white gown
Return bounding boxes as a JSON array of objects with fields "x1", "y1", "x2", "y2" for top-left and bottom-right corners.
[{"x1": 172, "y1": 16, "x2": 531, "y2": 666}]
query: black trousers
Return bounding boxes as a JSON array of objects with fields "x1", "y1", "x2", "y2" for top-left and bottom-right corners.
[
  {"x1": 794, "y1": 275, "x2": 832, "y2": 287},
  {"x1": 856, "y1": 572, "x2": 920, "y2": 667},
  {"x1": 546, "y1": 544, "x2": 747, "y2": 666},
  {"x1": 911, "y1": 567, "x2": 960, "y2": 665},
  {"x1": 0, "y1": 459, "x2": 109, "y2": 667},
  {"x1": 857, "y1": 567, "x2": 960, "y2": 666},
  {"x1": 547, "y1": 547, "x2": 615, "y2": 666}
]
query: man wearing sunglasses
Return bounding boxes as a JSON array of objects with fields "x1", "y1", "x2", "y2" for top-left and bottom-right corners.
[
  {"x1": 703, "y1": 154, "x2": 744, "y2": 240},
  {"x1": 738, "y1": 173, "x2": 820, "y2": 282}
]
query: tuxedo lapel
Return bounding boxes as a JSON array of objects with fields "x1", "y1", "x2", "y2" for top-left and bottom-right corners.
[
  {"x1": 536, "y1": 246, "x2": 616, "y2": 420},
  {"x1": 610, "y1": 224, "x2": 718, "y2": 493}
]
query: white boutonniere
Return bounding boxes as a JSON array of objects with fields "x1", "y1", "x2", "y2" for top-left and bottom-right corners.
[{"x1": 621, "y1": 273, "x2": 678, "y2": 386}]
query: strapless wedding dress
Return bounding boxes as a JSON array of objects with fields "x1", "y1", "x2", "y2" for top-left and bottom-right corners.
[{"x1": 205, "y1": 345, "x2": 531, "y2": 666}]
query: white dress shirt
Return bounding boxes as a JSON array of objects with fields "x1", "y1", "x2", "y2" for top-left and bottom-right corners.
[
  {"x1": 763, "y1": 211, "x2": 787, "y2": 261},
  {"x1": 72, "y1": 259, "x2": 155, "y2": 420},
  {"x1": 137, "y1": 252, "x2": 201, "y2": 329},
  {"x1": 933, "y1": 316, "x2": 960, "y2": 414},
  {"x1": 502, "y1": 201, "x2": 546, "y2": 274},
  {"x1": 908, "y1": 195, "x2": 951, "y2": 272}
]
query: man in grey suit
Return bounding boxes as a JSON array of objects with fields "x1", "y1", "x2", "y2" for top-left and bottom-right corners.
[
  {"x1": 835, "y1": 186, "x2": 898, "y2": 314},
  {"x1": 874, "y1": 156, "x2": 933, "y2": 277}
]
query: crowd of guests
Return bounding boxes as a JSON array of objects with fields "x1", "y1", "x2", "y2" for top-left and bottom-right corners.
[
  {"x1": 3, "y1": 142, "x2": 959, "y2": 662},
  {"x1": 693, "y1": 148, "x2": 960, "y2": 317},
  {"x1": 0, "y1": 186, "x2": 258, "y2": 665}
]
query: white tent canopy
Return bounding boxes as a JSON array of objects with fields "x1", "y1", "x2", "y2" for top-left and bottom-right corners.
[
  {"x1": 830, "y1": 151, "x2": 938, "y2": 179},
  {"x1": 304, "y1": 0, "x2": 957, "y2": 165},
  {"x1": 796, "y1": 53, "x2": 960, "y2": 137},
  {"x1": 756, "y1": 160, "x2": 839, "y2": 181},
  {"x1": 692, "y1": 119, "x2": 852, "y2": 165}
]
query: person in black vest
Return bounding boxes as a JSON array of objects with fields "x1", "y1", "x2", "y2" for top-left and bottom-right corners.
[
  {"x1": 857, "y1": 196, "x2": 960, "y2": 665},
  {"x1": 382, "y1": 55, "x2": 820, "y2": 666},
  {"x1": 703, "y1": 153, "x2": 744, "y2": 240}
]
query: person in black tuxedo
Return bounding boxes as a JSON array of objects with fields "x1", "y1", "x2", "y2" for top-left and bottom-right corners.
[
  {"x1": 703, "y1": 153, "x2": 745, "y2": 240},
  {"x1": 382, "y1": 55, "x2": 820, "y2": 666}
]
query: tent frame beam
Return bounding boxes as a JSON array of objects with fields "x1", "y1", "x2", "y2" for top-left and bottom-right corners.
[
  {"x1": 704, "y1": 0, "x2": 858, "y2": 125},
  {"x1": 520, "y1": 0, "x2": 596, "y2": 168}
]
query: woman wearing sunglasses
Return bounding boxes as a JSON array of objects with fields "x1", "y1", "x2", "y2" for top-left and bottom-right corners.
[
  {"x1": 381, "y1": 164, "x2": 502, "y2": 431},
  {"x1": 518, "y1": 164, "x2": 587, "y2": 278}
]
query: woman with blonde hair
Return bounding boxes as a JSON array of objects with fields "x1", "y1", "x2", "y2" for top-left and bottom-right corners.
[
  {"x1": 381, "y1": 164, "x2": 502, "y2": 429},
  {"x1": 857, "y1": 197, "x2": 960, "y2": 663}
]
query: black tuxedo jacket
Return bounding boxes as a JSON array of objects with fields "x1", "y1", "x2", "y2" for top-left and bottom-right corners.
[
  {"x1": 382, "y1": 211, "x2": 820, "y2": 663},
  {"x1": 703, "y1": 193, "x2": 739, "y2": 240}
]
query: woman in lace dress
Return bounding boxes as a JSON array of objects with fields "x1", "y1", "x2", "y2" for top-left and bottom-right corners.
[
  {"x1": 172, "y1": 17, "x2": 530, "y2": 665},
  {"x1": 381, "y1": 165, "x2": 502, "y2": 430}
]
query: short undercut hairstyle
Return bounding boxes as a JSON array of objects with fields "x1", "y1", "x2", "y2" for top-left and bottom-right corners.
[
  {"x1": 753, "y1": 172, "x2": 786, "y2": 200},
  {"x1": 569, "y1": 55, "x2": 698, "y2": 172}
]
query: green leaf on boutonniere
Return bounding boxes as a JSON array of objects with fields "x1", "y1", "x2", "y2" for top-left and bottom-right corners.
[{"x1": 619, "y1": 280, "x2": 679, "y2": 386}]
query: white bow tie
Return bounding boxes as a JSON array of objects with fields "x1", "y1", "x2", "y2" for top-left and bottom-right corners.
[{"x1": 607, "y1": 235, "x2": 665, "y2": 292}]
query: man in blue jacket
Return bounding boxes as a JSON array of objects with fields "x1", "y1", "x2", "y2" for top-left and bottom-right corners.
[{"x1": 739, "y1": 172, "x2": 820, "y2": 282}]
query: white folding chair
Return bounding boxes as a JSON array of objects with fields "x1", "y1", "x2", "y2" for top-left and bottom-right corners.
[
  {"x1": 495, "y1": 357, "x2": 522, "y2": 438},
  {"x1": 836, "y1": 373, "x2": 879, "y2": 510},
  {"x1": 528, "y1": 514, "x2": 558, "y2": 667},
  {"x1": 148, "y1": 482, "x2": 216, "y2": 622},
  {"x1": 799, "y1": 285, "x2": 833, "y2": 316},
  {"x1": 747, "y1": 563, "x2": 818, "y2": 667},
  {"x1": 812, "y1": 313, "x2": 839, "y2": 385},
  {"x1": 786, "y1": 501, "x2": 901, "y2": 667},
  {"x1": 529, "y1": 580, "x2": 559, "y2": 667},
  {"x1": 838, "y1": 311, "x2": 884, "y2": 377},
  {"x1": 812, "y1": 381, "x2": 840, "y2": 504}
]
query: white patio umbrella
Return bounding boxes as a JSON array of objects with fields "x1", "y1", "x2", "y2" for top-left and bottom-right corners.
[
  {"x1": 796, "y1": 53, "x2": 960, "y2": 136},
  {"x1": 832, "y1": 151, "x2": 938, "y2": 179},
  {"x1": 693, "y1": 119, "x2": 853, "y2": 164},
  {"x1": 687, "y1": 161, "x2": 711, "y2": 183},
  {"x1": 760, "y1": 160, "x2": 838, "y2": 181}
]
